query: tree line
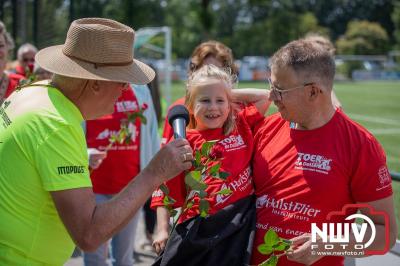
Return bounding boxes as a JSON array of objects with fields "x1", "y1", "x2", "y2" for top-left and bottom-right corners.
[{"x1": 1, "y1": 0, "x2": 400, "y2": 59}]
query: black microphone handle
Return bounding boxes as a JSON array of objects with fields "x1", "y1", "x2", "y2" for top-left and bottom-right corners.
[{"x1": 172, "y1": 119, "x2": 186, "y2": 139}]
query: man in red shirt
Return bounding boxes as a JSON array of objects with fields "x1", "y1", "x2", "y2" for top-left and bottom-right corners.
[
  {"x1": 251, "y1": 40, "x2": 397, "y2": 265},
  {"x1": 84, "y1": 83, "x2": 160, "y2": 265}
]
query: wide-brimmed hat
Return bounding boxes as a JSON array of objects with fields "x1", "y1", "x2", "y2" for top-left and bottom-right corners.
[{"x1": 36, "y1": 18, "x2": 154, "y2": 84}]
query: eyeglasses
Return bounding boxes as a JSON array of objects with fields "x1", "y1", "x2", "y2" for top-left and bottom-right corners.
[
  {"x1": 23, "y1": 58, "x2": 35, "y2": 63},
  {"x1": 268, "y1": 78, "x2": 314, "y2": 101}
]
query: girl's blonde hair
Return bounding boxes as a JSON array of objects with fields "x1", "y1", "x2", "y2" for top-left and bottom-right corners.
[{"x1": 185, "y1": 64, "x2": 236, "y2": 135}]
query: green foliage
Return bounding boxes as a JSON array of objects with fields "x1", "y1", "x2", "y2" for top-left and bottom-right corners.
[
  {"x1": 199, "y1": 199, "x2": 210, "y2": 217},
  {"x1": 5, "y1": 0, "x2": 397, "y2": 59},
  {"x1": 298, "y1": 12, "x2": 330, "y2": 37},
  {"x1": 336, "y1": 20, "x2": 389, "y2": 55},
  {"x1": 37, "y1": 0, "x2": 68, "y2": 49},
  {"x1": 161, "y1": 140, "x2": 232, "y2": 230},
  {"x1": 230, "y1": 9, "x2": 329, "y2": 57},
  {"x1": 185, "y1": 171, "x2": 207, "y2": 190},
  {"x1": 107, "y1": 104, "x2": 148, "y2": 148},
  {"x1": 336, "y1": 61, "x2": 364, "y2": 79},
  {"x1": 257, "y1": 229, "x2": 291, "y2": 266},
  {"x1": 159, "y1": 184, "x2": 170, "y2": 195},
  {"x1": 392, "y1": 1, "x2": 400, "y2": 49},
  {"x1": 163, "y1": 0, "x2": 204, "y2": 57},
  {"x1": 201, "y1": 140, "x2": 217, "y2": 157},
  {"x1": 215, "y1": 188, "x2": 233, "y2": 196}
]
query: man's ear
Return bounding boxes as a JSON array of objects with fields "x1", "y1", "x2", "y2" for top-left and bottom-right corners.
[
  {"x1": 89, "y1": 80, "x2": 100, "y2": 94},
  {"x1": 309, "y1": 84, "x2": 321, "y2": 101}
]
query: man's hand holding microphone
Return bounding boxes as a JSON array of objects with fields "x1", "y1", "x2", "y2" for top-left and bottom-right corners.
[{"x1": 142, "y1": 104, "x2": 192, "y2": 186}]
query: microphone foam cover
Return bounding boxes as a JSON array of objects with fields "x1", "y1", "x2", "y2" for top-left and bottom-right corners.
[{"x1": 168, "y1": 105, "x2": 190, "y2": 127}]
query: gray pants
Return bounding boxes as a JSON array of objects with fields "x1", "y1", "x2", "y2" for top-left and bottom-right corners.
[{"x1": 83, "y1": 194, "x2": 140, "y2": 266}]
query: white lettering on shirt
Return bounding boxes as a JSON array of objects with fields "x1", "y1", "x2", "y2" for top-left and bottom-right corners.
[
  {"x1": 376, "y1": 165, "x2": 392, "y2": 191},
  {"x1": 215, "y1": 166, "x2": 252, "y2": 205},
  {"x1": 219, "y1": 134, "x2": 246, "y2": 152},
  {"x1": 152, "y1": 189, "x2": 164, "y2": 198},
  {"x1": 295, "y1": 152, "x2": 332, "y2": 174},
  {"x1": 256, "y1": 194, "x2": 322, "y2": 221},
  {"x1": 116, "y1": 101, "x2": 138, "y2": 112},
  {"x1": 96, "y1": 124, "x2": 138, "y2": 142}
]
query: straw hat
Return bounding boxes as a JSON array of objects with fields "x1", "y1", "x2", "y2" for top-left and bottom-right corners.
[{"x1": 35, "y1": 18, "x2": 154, "y2": 84}]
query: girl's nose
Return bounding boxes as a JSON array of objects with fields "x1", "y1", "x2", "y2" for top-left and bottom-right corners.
[{"x1": 208, "y1": 102, "x2": 218, "y2": 109}]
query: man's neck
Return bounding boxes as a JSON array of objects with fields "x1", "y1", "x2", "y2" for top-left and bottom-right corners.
[
  {"x1": 295, "y1": 103, "x2": 336, "y2": 130},
  {"x1": 51, "y1": 80, "x2": 88, "y2": 119}
]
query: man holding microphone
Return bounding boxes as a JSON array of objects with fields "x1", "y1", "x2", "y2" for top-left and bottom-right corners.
[{"x1": 0, "y1": 18, "x2": 193, "y2": 265}]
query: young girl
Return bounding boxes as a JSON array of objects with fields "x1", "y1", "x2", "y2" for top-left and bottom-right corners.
[{"x1": 151, "y1": 64, "x2": 270, "y2": 265}]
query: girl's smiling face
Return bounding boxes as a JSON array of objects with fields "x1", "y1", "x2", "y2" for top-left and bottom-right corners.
[{"x1": 192, "y1": 80, "x2": 230, "y2": 131}]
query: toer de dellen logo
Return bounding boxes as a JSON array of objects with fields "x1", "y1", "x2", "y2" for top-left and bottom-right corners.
[{"x1": 310, "y1": 203, "x2": 390, "y2": 256}]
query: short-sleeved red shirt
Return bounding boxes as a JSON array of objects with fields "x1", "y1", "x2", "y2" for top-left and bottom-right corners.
[
  {"x1": 251, "y1": 110, "x2": 393, "y2": 266},
  {"x1": 4, "y1": 73, "x2": 24, "y2": 98},
  {"x1": 86, "y1": 87, "x2": 141, "y2": 194},
  {"x1": 151, "y1": 105, "x2": 264, "y2": 222}
]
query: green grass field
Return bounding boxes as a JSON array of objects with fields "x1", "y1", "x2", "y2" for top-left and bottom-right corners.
[{"x1": 161, "y1": 80, "x2": 400, "y2": 236}]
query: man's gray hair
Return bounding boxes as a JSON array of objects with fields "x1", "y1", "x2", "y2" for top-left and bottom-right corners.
[
  {"x1": 17, "y1": 43, "x2": 38, "y2": 60},
  {"x1": 269, "y1": 39, "x2": 335, "y2": 90},
  {"x1": 52, "y1": 74, "x2": 87, "y2": 91}
]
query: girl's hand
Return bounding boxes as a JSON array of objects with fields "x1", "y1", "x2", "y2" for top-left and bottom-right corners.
[{"x1": 152, "y1": 229, "x2": 169, "y2": 255}]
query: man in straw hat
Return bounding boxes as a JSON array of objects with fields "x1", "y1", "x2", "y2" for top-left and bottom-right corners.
[{"x1": 0, "y1": 18, "x2": 193, "y2": 265}]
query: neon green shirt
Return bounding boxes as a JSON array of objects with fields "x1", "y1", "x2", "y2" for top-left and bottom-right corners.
[{"x1": 0, "y1": 84, "x2": 92, "y2": 265}]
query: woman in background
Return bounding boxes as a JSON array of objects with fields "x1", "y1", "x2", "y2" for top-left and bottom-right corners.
[{"x1": 0, "y1": 21, "x2": 24, "y2": 105}]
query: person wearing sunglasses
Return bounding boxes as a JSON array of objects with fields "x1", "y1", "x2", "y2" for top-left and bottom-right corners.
[
  {"x1": 15, "y1": 43, "x2": 38, "y2": 78},
  {"x1": 251, "y1": 39, "x2": 397, "y2": 266}
]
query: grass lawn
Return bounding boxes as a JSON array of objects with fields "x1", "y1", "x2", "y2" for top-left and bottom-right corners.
[{"x1": 160, "y1": 80, "x2": 400, "y2": 237}]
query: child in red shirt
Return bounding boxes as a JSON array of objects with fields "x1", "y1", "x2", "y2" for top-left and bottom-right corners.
[{"x1": 151, "y1": 65, "x2": 270, "y2": 262}]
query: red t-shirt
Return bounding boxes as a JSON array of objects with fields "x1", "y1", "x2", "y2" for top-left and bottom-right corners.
[
  {"x1": 251, "y1": 110, "x2": 393, "y2": 266},
  {"x1": 5, "y1": 73, "x2": 24, "y2": 98},
  {"x1": 86, "y1": 87, "x2": 141, "y2": 194},
  {"x1": 151, "y1": 105, "x2": 264, "y2": 222},
  {"x1": 161, "y1": 97, "x2": 185, "y2": 145}
]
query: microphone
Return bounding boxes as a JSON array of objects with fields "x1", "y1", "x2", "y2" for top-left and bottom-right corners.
[{"x1": 168, "y1": 105, "x2": 190, "y2": 139}]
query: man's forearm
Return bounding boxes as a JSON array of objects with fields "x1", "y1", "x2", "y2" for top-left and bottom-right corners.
[
  {"x1": 83, "y1": 170, "x2": 160, "y2": 249},
  {"x1": 52, "y1": 139, "x2": 193, "y2": 252}
]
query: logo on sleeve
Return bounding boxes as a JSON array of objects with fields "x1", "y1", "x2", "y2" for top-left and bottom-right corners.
[
  {"x1": 57, "y1": 165, "x2": 86, "y2": 175},
  {"x1": 376, "y1": 165, "x2": 391, "y2": 191}
]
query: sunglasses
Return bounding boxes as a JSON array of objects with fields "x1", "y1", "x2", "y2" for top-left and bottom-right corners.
[{"x1": 23, "y1": 58, "x2": 35, "y2": 63}]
